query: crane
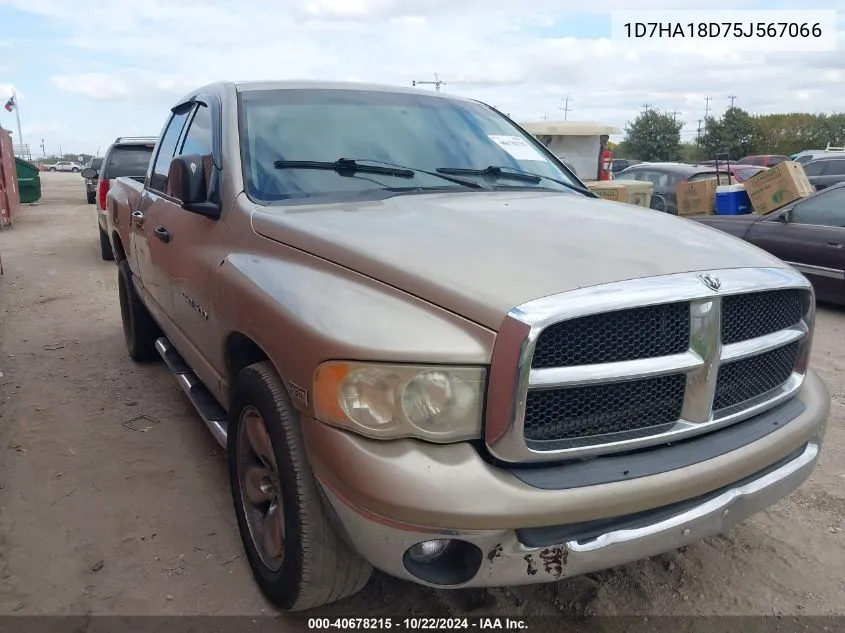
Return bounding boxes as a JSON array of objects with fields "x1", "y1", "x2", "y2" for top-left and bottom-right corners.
[{"x1": 411, "y1": 73, "x2": 523, "y2": 93}]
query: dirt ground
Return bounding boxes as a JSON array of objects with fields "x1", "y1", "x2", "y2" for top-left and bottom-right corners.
[{"x1": 0, "y1": 172, "x2": 843, "y2": 619}]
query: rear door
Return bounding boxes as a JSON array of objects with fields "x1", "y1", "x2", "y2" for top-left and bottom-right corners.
[
  {"x1": 132, "y1": 108, "x2": 192, "y2": 317},
  {"x1": 747, "y1": 186, "x2": 845, "y2": 302}
]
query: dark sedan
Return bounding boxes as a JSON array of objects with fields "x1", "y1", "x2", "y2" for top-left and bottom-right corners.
[
  {"x1": 689, "y1": 182, "x2": 845, "y2": 304},
  {"x1": 802, "y1": 155, "x2": 845, "y2": 191}
]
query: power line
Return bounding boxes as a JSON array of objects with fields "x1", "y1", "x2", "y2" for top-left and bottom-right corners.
[{"x1": 560, "y1": 95, "x2": 572, "y2": 121}]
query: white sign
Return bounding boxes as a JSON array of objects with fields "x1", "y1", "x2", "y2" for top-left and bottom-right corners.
[{"x1": 488, "y1": 135, "x2": 548, "y2": 162}]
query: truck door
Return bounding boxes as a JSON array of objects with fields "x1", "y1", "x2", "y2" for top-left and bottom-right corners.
[
  {"x1": 151, "y1": 99, "x2": 232, "y2": 390},
  {"x1": 132, "y1": 108, "x2": 191, "y2": 320}
]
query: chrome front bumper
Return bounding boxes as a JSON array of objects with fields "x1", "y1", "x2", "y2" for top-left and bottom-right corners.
[{"x1": 318, "y1": 439, "x2": 821, "y2": 588}]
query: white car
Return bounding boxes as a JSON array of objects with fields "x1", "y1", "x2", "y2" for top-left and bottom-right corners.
[{"x1": 48, "y1": 161, "x2": 83, "y2": 172}]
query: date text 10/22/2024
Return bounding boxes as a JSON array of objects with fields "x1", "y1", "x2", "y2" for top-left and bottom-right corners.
[{"x1": 306, "y1": 618, "x2": 529, "y2": 630}]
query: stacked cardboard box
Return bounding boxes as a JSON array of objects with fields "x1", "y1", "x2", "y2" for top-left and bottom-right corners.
[
  {"x1": 743, "y1": 161, "x2": 814, "y2": 214},
  {"x1": 587, "y1": 181, "x2": 653, "y2": 208}
]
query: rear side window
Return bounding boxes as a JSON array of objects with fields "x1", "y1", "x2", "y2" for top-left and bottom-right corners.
[
  {"x1": 688, "y1": 172, "x2": 718, "y2": 182},
  {"x1": 104, "y1": 146, "x2": 155, "y2": 180}
]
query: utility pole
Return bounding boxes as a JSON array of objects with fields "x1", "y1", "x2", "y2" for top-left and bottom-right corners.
[
  {"x1": 697, "y1": 119, "x2": 703, "y2": 140},
  {"x1": 412, "y1": 73, "x2": 446, "y2": 92},
  {"x1": 560, "y1": 95, "x2": 572, "y2": 121},
  {"x1": 641, "y1": 103, "x2": 652, "y2": 111},
  {"x1": 728, "y1": 95, "x2": 737, "y2": 108},
  {"x1": 40, "y1": 138, "x2": 45, "y2": 156},
  {"x1": 669, "y1": 110, "x2": 682, "y2": 121},
  {"x1": 704, "y1": 96, "x2": 712, "y2": 119}
]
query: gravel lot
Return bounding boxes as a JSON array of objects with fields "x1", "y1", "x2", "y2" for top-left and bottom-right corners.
[{"x1": 0, "y1": 172, "x2": 843, "y2": 619}]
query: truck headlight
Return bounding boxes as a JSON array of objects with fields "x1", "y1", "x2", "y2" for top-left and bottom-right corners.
[{"x1": 312, "y1": 362, "x2": 486, "y2": 442}]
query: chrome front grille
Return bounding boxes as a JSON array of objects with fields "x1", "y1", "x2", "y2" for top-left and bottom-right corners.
[
  {"x1": 485, "y1": 268, "x2": 815, "y2": 464},
  {"x1": 531, "y1": 303, "x2": 690, "y2": 368}
]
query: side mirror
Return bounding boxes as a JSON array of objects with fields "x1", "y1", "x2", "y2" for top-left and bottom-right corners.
[
  {"x1": 167, "y1": 153, "x2": 221, "y2": 220},
  {"x1": 81, "y1": 167, "x2": 98, "y2": 179}
]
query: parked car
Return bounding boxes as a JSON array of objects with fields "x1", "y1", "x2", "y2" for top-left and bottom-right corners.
[
  {"x1": 613, "y1": 162, "x2": 723, "y2": 213},
  {"x1": 726, "y1": 164, "x2": 766, "y2": 182},
  {"x1": 80, "y1": 136, "x2": 157, "y2": 260},
  {"x1": 611, "y1": 158, "x2": 642, "y2": 174},
  {"x1": 105, "y1": 80, "x2": 828, "y2": 611},
  {"x1": 801, "y1": 156, "x2": 845, "y2": 191},
  {"x1": 83, "y1": 157, "x2": 103, "y2": 204},
  {"x1": 48, "y1": 161, "x2": 82, "y2": 172},
  {"x1": 793, "y1": 145, "x2": 845, "y2": 165},
  {"x1": 735, "y1": 155, "x2": 790, "y2": 167},
  {"x1": 689, "y1": 182, "x2": 845, "y2": 304}
]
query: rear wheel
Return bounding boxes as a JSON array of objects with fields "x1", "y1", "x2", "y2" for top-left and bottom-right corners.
[
  {"x1": 117, "y1": 259, "x2": 160, "y2": 362},
  {"x1": 49, "y1": 167, "x2": 56, "y2": 172},
  {"x1": 72, "y1": 167, "x2": 79, "y2": 173},
  {"x1": 99, "y1": 228, "x2": 114, "y2": 261},
  {"x1": 228, "y1": 362, "x2": 372, "y2": 611}
]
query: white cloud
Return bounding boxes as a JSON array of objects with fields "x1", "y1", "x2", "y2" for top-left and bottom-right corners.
[{"x1": 3, "y1": 0, "x2": 844, "y2": 153}]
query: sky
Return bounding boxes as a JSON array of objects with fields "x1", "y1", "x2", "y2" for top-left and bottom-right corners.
[{"x1": 0, "y1": 0, "x2": 843, "y2": 157}]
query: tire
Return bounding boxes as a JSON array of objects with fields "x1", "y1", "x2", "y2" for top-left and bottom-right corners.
[
  {"x1": 72, "y1": 167, "x2": 79, "y2": 172},
  {"x1": 228, "y1": 362, "x2": 372, "y2": 611},
  {"x1": 117, "y1": 259, "x2": 160, "y2": 362},
  {"x1": 49, "y1": 167, "x2": 56, "y2": 172},
  {"x1": 99, "y1": 228, "x2": 114, "y2": 261},
  {"x1": 87, "y1": 190, "x2": 96, "y2": 204}
]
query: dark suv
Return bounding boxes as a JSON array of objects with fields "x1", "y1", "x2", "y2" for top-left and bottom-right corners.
[
  {"x1": 81, "y1": 137, "x2": 157, "y2": 259},
  {"x1": 83, "y1": 157, "x2": 104, "y2": 203}
]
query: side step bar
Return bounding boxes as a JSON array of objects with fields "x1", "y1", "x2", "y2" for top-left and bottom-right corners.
[{"x1": 155, "y1": 337, "x2": 228, "y2": 448}]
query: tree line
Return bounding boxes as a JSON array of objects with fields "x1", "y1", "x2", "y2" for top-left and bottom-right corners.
[{"x1": 614, "y1": 108, "x2": 845, "y2": 163}]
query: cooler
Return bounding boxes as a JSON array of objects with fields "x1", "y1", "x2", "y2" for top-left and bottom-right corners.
[{"x1": 716, "y1": 184, "x2": 751, "y2": 215}]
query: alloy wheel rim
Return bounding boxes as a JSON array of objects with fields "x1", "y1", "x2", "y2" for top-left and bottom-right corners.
[{"x1": 237, "y1": 406, "x2": 285, "y2": 572}]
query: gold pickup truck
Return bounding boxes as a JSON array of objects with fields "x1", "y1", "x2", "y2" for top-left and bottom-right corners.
[{"x1": 103, "y1": 80, "x2": 830, "y2": 612}]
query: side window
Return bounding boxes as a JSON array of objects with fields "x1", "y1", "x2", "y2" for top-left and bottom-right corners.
[
  {"x1": 178, "y1": 104, "x2": 213, "y2": 158},
  {"x1": 802, "y1": 160, "x2": 827, "y2": 177},
  {"x1": 823, "y1": 160, "x2": 845, "y2": 176},
  {"x1": 791, "y1": 188, "x2": 845, "y2": 227},
  {"x1": 149, "y1": 109, "x2": 191, "y2": 193}
]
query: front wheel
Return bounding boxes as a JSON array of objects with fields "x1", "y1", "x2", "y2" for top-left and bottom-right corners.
[
  {"x1": 228, "y1": 362, "x2": 372, "y2": 611},
  {"x1": 49, "y1": 167, "x2": 56, "y2": 172},
  {"x1": 72, "y1": 167, "x2": 79, "y2": 172}
]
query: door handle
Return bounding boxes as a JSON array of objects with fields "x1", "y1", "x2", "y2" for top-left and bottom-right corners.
[
  {"x1": 154, "y1": 226, "x2": 171, "y2": 243},
  {"x1": 826, "y1": 241, "x2": 842, "y2": 248},
  {"x1": 131, "y1": 210, "x2": 145, "y2": 226}
]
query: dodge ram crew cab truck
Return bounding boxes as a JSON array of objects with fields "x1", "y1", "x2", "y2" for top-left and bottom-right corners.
[{"x1": 105, "y1": 80, "x2": 830, "y2": 612}]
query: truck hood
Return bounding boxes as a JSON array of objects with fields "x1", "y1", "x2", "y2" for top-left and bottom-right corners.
[{"x1": 251, "y1": 191, "x2": 787, "y2": 330}]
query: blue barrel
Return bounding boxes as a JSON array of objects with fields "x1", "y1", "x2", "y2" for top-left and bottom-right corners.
[{"x1": 715, "y1": 184, "x2": 752, "y2": 215}]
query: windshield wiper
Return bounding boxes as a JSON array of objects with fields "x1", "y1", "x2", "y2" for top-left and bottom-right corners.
[
  {"x1": 274, "y1": 158, "x2": 415, "y2": 178},
  {"x1": 273, "y1": 158, "x2": 484, "y2": 190},
  {"x1": 336, "y1": 158, "x2": 484, "y2": 190},
  {"x1": 437, "y1": 165, "x2": 594, "y2": 196}
]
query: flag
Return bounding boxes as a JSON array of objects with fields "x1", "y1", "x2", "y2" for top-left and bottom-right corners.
[{"x1": 4, "y1": 96, "x2": 15, "y2": 112}]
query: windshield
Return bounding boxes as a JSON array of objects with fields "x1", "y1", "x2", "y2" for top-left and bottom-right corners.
[{"x1": 239, "y1": 88, "x2": 580, "y2": 202}]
